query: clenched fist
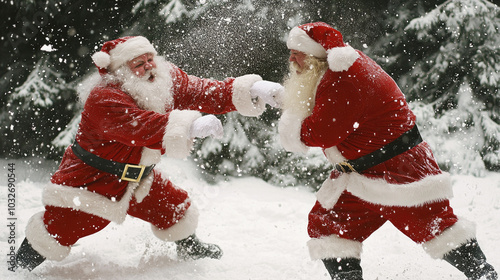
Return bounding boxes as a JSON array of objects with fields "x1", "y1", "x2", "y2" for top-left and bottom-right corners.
[{"x1": 190, "y1": 115, "x2": 224, "y2": 139}]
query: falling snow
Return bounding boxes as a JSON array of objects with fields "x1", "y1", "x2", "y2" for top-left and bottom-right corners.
[{"x1": 1, "y1": 1, "x2": 500, "y2": 278}]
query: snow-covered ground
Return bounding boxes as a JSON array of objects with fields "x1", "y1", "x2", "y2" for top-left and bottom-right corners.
[{"x1": 1, "y1": 156, "x2": 499, "y2": 280}]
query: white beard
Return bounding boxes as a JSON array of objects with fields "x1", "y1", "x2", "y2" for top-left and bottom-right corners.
[
  {"x1": 114, "y1": 57, "x2": 174, "y2": 113},
  {"x1": 282, "y1": 62, "x2": 326, "y2": 119},
  {"x1": 77, "y1": 72, "x2": 103, "y2": 105},
  {"x1": 78, "y1": 56, "x2": 175, "y2": 113}
]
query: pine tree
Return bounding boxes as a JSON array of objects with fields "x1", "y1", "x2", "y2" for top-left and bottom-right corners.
[
  {"x1": 1, "y1": 0, "x2": 137, "y2": 158},
  {"x1": 370, "y1": 0, "x2": 500, "y2": 174},
  {"x1": 2, "y1": 54, "x2": 76, "y2": 157}
]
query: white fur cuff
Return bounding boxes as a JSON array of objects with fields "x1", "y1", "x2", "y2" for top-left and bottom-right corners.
[
  {"x1": 307, "y1": 235, "x2": 363, "y2": 260},
  {"x1": 163, "y1": 110, "x2": 202, "y2": 159},
  {"x1": 151, "y1": 204, "x2": 199, "y2": 241},
  {"x1": 422, "y1": 218, "x2": 476, "y2": 259},
  {"x1": 25, "y1": 212, "x2": 71, "y2": 261},
  {"x1": 232, "y1": 74, "x2": 266, "y2": 117}
]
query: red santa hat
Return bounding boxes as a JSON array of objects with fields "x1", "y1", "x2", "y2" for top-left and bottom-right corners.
[
  {"x1": 286, "y1": 22, "x2": 360, "y2": 72},
  {"x1": 91, "y1": 36, "x2": 157, "y2": 75}
]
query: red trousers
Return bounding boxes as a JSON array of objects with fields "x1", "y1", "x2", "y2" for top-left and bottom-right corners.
[
  {"x1": 43, "y1": 172, "x2": 190, "y2": 246},
  {"x1": 308, "y1": 191, "x2": 458, "y2": 244}
]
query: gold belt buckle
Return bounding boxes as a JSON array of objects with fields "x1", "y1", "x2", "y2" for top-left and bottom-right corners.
[
  {"x1": 337, "y1": 162, "x2": 356, "y2": 173},
  {"x1": 121, "y1": 164, "x2": 146, "y2": 182}
]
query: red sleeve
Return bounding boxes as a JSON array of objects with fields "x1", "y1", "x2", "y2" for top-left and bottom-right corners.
[
  {"x1": 300, "y1": 79, "x2": 365, "y2": 149},
  {"x1": 170, "y1": 65, "x2": 237, "y2": 114}
]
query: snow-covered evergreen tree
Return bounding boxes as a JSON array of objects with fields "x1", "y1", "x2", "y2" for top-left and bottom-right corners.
[
  {"x1": 370, "y1": 0, "x2": 500, "y2": 174},
  {"x1": 1, "y1": 0, "x2": 136, "y2": 158},
  {"x1": 2, "y1": 55, "x2": 76, "y2": 157}
]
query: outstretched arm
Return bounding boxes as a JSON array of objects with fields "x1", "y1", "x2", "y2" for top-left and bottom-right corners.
[{"x1": 170, "y1": 64, "x2": 266, "y2": 117}]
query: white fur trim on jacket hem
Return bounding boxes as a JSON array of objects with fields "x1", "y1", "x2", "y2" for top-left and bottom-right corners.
[
  {"x1": 151, "y1": 204, "x2": 199, "y2": 241},
  {"x1": 278, "y1": 110, "x2": 309, "y2": 153},
  {"x1": 130, "y1": 172, "x2": 154, "y2": 204},
  {"x1": 327, "y1": 46, "x2": 360, "y2": 72},
  {"x1": 25, "y1": 211, "x2": 71, "y2": 261},
  {"x1": 232, "y1": 74, "x2": 265, "y2": 117},
  {"x1": 163, "y1": 110, "x2": 202, "y2": 159},
  {"x1": 307, "y1": 235, "x2": 363, "y2": 260},
  {"x1": 317, "y1": 172, "x2": 454, "y2": 208},
  {"x1": 422, "y1": 218, "x2": 476, "y2": 259},
  {"x1": 140, "y1": 147, "x2": 162, "y2": 166},
  {"x1": 42, "y1": 182, "x2": 135, "y2": 224},
  {"x1": 131, "y1": 147, "x2": 161, "y2": 203},
  {"x1": 324, "y1": 146, "x2": 347, "y2": 164}
]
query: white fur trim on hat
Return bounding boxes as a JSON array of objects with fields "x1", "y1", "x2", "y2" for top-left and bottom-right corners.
[
  {"x1": 327, "y1": 46, "x2": 360, "y2": 72},
  {"x1": 163, "y1": 110, "x2": 202, "y2": 159},
  {"x1": 92, "y1": 36, "x2": 158, "y2": 72},
  {"x1": 109, "y1": 36, "x2": 157, "y2": 71},
  {"x1": 422, "y1": 218, "x2": 476, "y2": 259},
  {"x1": 232, "y1": 74, "x2": 266, "y2": 117},
  {"x1": 287, "y1": 27, "x2": 327, "y2": 58},
  {"x1": 92, "y1": 51, "x2": 111, "y2": 68},
  {"x1": 25, "y1": 211, "x2": 71, "y2": 261},
  {"x1": 151, "y1": 204, "x2": 199, "y2": 241},
  {"x1": 307, "y1": 235, "x2": 363, "y2": 260}
]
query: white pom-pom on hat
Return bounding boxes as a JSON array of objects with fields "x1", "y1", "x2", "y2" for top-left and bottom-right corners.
[
  {"x1": 91, "y1": 51, "x2": 111, "y2": 68},
  {"x1": 327, "y1": 46, "x2": 360, "y2": 72}
]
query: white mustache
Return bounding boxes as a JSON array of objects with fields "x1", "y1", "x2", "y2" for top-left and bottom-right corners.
[{"x1": 139, "y1": 69, "x2": 156, "y2": 81}]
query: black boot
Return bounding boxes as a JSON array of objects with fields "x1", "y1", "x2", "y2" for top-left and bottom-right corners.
[
  {"x1": 175, "y1": 234, "x2": 223, "y2": 260},
  {"x1": 16, "y1": 238, "x2": 45, "y2": 271},
  {"x1": 443, "y1": 239, "x2": 498, "y2": 280},
  {"x1": 322, "y1": 257, "x2": 363, "y2": 280}
]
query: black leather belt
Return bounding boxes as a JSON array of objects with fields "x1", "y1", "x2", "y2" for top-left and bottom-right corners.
[
  {"x1": 334, "y1": 125, "x2": 423, "y2": 173},
  {"x1": 71, "y1": 141, "x2": 155, "y2": 182}
]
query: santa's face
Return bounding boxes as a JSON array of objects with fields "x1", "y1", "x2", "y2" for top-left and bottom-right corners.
[
  {"x1": 289, "y1": 50, "x2": 308, "y2": 73},
  {"x1": 127, "y1": 53, "x2": 157, "y2": 82},
  {"x1": 112, "y1": 56, "x2": 173, "y2": 113}
]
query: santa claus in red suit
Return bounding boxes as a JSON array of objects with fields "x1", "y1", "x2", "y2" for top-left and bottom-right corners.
[
  {"x1": 279, "y1": 22, "x2": 497, "y2": 280},
  {"x1": 16, "y1": 36, "x2": 283, "y2": 271}
]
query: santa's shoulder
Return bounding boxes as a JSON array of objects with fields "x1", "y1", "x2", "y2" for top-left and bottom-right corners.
[{"x1": 85, "y1": 83, "x2": 134, "y2": 106}]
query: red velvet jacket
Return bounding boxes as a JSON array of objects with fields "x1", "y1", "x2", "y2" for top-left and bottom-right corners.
[
  {"x1": 280, "y1": 49, "x2": 452, "y2": 208},
  {"x1": 49, "y1": 62, "x2": 263, "y2": 201}
]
